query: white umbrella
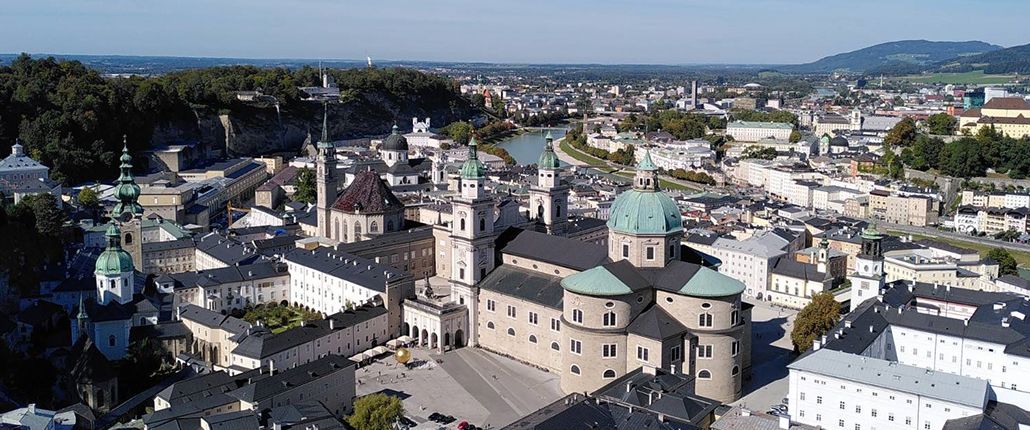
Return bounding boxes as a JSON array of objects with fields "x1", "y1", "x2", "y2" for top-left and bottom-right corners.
[
  {"x1": 397, "y1": 335, "x2": 414, "y2": 343},
  {"x1": 386, "y1": 339, "x2": 402, "y2": 348},
  {"x1": 349, "y1": 352, "x2": 369, "y2": 362},
  {"x1": 370, "y1": 346, "x2": 389, "y2": 356}
]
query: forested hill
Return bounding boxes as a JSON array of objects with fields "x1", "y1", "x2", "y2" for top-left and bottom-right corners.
[
  {"x1": 778, "y1": 40, "x2": 1000, "y2": 73},
  {"x1": 0, "y1": 54, "x2": 477, "y2": 185},
  {"x1": 934, "y1": 42, "x2": 1030, "y2": 74}
]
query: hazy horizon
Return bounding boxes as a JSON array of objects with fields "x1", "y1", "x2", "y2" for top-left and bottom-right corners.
[{"x1": 3, "y1": 0, "x2": 1028, "y2": 65}]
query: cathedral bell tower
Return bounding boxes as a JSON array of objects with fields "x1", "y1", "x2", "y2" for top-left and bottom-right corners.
[
  {"x1": 112, "y1": 138, "x2": 143, "y2": 269},
  {"x1": 449, "y1": 137, "x2": 496, "y2": 346},
  {"x1": 528, "y1": 131, "x2": 570, "y2": 236},
  {"x1": 316, "y1": 102, "x2": 337, "y2": 240}
]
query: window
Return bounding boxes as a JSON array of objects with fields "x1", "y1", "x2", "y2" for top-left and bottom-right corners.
[
  {"x1": 460, "y1": 218, "x2": 466, "y2": 231},
  {"x1": 506, "y1": 305, "x2": 516, "y2": 318},
  {"x1": 602, "y1": 344, "x2": 617, "y2": 358},
  {"x1": 108, "y1": 335, "x2": 116, "y2": 347},
  {"x1": 671, "y1": 345, "x2": 682, "y2": 361},
  {"x1": 855, "y1": 425, "x2": 860, "y2": 430},
  {"x1": 570, "y1": 339, "x2": 582, "y2": 355},
  {"x1": 507, "y1": 328, "x2": 515, "y2": 337},
  {"x1": 646, "y1": 247, "x2": 655, "y2": 260},
  {"x1": 855, "y1": 406, "x2": 861, "y2": 414},
  {"x1": 570, "y1": 365, "x2": 580, "y2": 375},
  {"x1": 572, "y1": 309, "x2": 583, "y2": 323},
  {"x1": 924, "y1": 423, "x2": 931, "y2": 430},
  {"x1": 529, "y1": 335, "x2": 537, "y2": 344},
  {"x1": 622, "y1": 244, "x2": 629, "y2": 258},
  {"x1": 816, "y1": 414, "x2": 822, "y2": 422},
  {"x1": 839, "y1": 401, "x2": 845, "y2": 410},
  {"x1": 479, "y1": 218, "x2": 486, "y2": 231},
  {"x1": 871, "y1": 409, "x2": 877, "y2": 418},
  {"x1": 551, "y1": 318, "x2": 561, "y2": 332},
  {"x1": 731, "y1": 310, "x2": 739, "y2": 325},
  {"x1": 697, "y1": 344, "x2": 713, "y2": 358},
  {"x1": 905, "y1": 418, "x2": 912, "y2": 425},
  {"x1": 838, "y1": 420, "x2": 845, "y2": 428},
  {"x1": 697, "y1": 369, "x2": 711, "y2": 379},
  {"x1": 731, "y1": 341, "x2": 740, "y2": 356},
  {"x1": 603, "y1": 369, "x2": 616, "y2": 379},
  {"x1": 486, "y1": 321, "x2": 495, "y2": 329},
  {"x1": 731, "y1": 366, "x2": 739, "y2": 376},
  {"x1": 603, "y1": 311, "x2": 617, "y2": 327},
  {"x1": 699, "y1": 313, "x2": 713, "y2": 327},
  {"x1": 888, "y1": 414, "x2": 894, "y2": 422},
  {"x1": 486, "y1": 300, "x2": 496, "y2": 312},
  {"x1": 551, "y1": 342, "x2": 560, "y2": 351},
  {"x1": 637, "y1": 346, "x2": 649, "y2": 361}
]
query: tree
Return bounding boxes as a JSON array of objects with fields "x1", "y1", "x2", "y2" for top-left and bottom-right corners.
[
  {"x1": 442, "y1": 121, "x2": 473, "y2": 145},
  {"x1": 925, "y1": 113, "x2": 957, "y2": 135},
  {"x1": 18, "y1": 193, "x2": 66, "y2": 237},
  {"x1": 986, "y1": 248, "x2": 1018, "y2": 276},
  {"x1": 77, "y1": 186, "x2": 99, "y2": 208},
  {"x1": 791, "y1": 292, "x2": 841, "y2": 353},
  {"x1": 884, "y1": 118, "x2": 918, "y2": 148},
  {"x1": 789, "y1": 130, "x2": 802, "y2": 143},
  {"x1": 347, "y1": 393, "x2": 404, "y2": 430},
  {"x1": 293, "y1": 167, "x2": 316, "y2": 204},
  {"x1": 741, "y1": 146, "x2": 778, "y2": 160}
]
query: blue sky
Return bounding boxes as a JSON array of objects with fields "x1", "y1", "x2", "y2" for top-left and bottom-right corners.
[{"x1": 2, "y1": 0, "x2": 1028, "y2": 64}]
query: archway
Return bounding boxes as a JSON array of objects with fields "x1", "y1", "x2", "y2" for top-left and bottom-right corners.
[
  {"x1": 411, "y1": 325, "x2": 419, "y2": 343},
  {"x1": 444, "y1": 332, "x2": 451, "y2": 348},
  {"x1": 430, "y1": 333, "x2": 438, "y2": 349},
  {"x1": 453, "y1": 330, "x2": 465, "y2": 348},
  {"x1": 402, "y1": 323, "x2": 410, "y2": 339},
  {"x1": 537, "y1": 205, "x2": 544, "y2": 220},
  {"x1": 421, "y1": 329, "x2": 429, "y2": 346}
]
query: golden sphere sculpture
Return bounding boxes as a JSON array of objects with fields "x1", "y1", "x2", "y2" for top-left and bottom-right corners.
[{"x1": 394, "y1": 347, "x2": 412, "y2": 364}]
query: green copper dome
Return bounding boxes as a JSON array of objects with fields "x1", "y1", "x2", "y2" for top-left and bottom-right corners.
[
  {"x1": 677, "y1": 266, "x2": 745, "y2": 297},
  {"x1": 459, "y1": 137, "x2": 486, "y2": 179},
  {"x1": 537, "y1": 131, "x2": 560, "y2": 169},
  {"x1": 607, "y1": 189, "x2": 683, "y2": 235},
  {"x1": 607, "y1": 148, "x2": 682, "y2": 235},
  {"x1": 861, "y1": 224, "x2": 883, "y2": 240},
  {"x1": 95, "y1": 223, "x2": 134, "y2": 276},
  {"x1": 381, "y1": 125, "x2": 409, "y2": 151},
  {"x1": 561, "y1": 265, "x2": 636, "y2": 296}
]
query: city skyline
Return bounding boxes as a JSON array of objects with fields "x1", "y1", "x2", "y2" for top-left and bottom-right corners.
[{"x1": 3, "y1": 0, "x2": 1030, "y2": 65}]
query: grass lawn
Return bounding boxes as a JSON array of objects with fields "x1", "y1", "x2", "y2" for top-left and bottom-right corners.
[
  {"x1": 243, "y1": 304, "x2": 323, "y2": 334},
  {"x1": 558, "y1": 138, "x2": 607, "y2": 166},
  {"x1": 886, "y1": 230, "x2": 1030, "y2": 268},
  {"x1": 898, "y1": 71, "x2": 1016, "y2": 85}
]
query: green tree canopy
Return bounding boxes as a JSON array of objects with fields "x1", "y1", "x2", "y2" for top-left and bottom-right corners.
[
  {"x1": 77, "y1": 186, "x2": 99, "y2": 208},
  {"x1": 347, "y1": 393, "x2": 404, "y2": 430},
  {"x1": 986, "y1": 248, "x2": 1018, "y2": 276},
  {"x1": 925, "y1": 113, "x2": 957, "y2": 135},
  {"x1": 884, "y1": 117, "x2": 918, "y2": 148},
  {"x1": 789, "y1": 130, "x2": 802, "y2": 143},
  {"x1": 442, "y1": 121, "x2": 473, "y2": 145},
  {"x1": 741, "y1": 146, "x2": 778, "y2": 160},
  {"x1": 293, "y1": 167, "x2": 316, "y2": 204},
  {"x1": 791, "y1": 292, "x2": 841, "y2": 353}
]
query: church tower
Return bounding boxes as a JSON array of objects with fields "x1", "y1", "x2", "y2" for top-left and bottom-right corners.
[
  {"x1": 95, "y1": 223, "x2": 135, "y2": 306},
  {"x1": 528, "y1": 131, "x2": 570, "y2": 236},
  {"x1": 849, "y1": 225, "x2": 885, "y2": 311},
  {"x1": 316, "y1": 103, "x2": 337, "y2": 240},
  {"x1": 112, "y1": 139, "x2": 143, "y2": 269},
  {"x1": 71, "y1": 295, "x2": 90, "y2": 345},
  {"x1": 449, "y1": 137, "x2": 496, "y2": 347}
]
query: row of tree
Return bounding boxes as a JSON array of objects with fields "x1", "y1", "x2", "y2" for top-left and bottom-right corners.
[{"x1": 618, "y1": 110, "x2": 727, "y2": 140}]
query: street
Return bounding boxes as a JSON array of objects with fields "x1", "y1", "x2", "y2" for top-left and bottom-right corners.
[{"x1": 732, "y1": 299, "x2": 798, "y2": 413}]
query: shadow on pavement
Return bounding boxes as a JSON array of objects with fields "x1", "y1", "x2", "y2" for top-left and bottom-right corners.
[{"x1": 743, "y1": 316, "x2": 795, "y2": 395}]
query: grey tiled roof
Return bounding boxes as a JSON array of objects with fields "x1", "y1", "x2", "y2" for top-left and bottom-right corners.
[
  {"x1": 284, "y1": 246, "x2": 405, "y2": 293},
  {"x1": 501, "y1": 229, "x2": 609, "y2": 271},
  {"x1": 479, "y1": 265, "x2": 565, "y2": 310}
]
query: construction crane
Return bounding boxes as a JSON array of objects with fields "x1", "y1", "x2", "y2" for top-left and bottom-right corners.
[{"x1": 227, "y1": 199, "x2": 251, "y2": 226}]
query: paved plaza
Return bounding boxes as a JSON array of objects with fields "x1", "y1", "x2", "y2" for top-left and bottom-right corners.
[
  {"x1": 732, "y1": 300, "x2": 798, "y2": 413},
  {"x1": 356, "y1": 345, "x2": 563, "y2": 428}
]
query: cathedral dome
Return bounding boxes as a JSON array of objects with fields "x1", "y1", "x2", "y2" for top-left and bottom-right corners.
[
  {"x1": 606, "y1": 150, "x2": 682, "y2": 236},
  {"x1": 95, "y1": 223, "x2": 133, "y2": 276},
  {"x1": 381, "y1": 125, "x2": 409, "y2": 151}
]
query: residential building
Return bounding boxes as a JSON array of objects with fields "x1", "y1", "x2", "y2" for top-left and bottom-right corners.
[
  {"x1": 958, "y1": 97, "x2": 1030, "y2": 138},
  {"x1": 868, "y1": 189, "x2": 941, "y2": 227},
  {"x1": 727, "y1": 121, "x2": 794, "y2": 142}
]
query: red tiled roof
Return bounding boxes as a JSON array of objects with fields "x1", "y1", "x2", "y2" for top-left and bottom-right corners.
[{"x1": 982, "y1": 97, "x2": 1030, "y2": 110}]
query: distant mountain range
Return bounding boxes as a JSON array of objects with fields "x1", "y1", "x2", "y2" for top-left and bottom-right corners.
[
  {"x1": 935, "y1": 42, "x2": 1030, "y2": 74},
  {"x1": 778, "y1": 40, "x2": 1002, "y2": 74}
]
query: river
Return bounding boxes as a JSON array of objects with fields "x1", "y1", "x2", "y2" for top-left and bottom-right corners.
[{"x1": 494, "y1": 128, "x2": 569, "y2": 166}]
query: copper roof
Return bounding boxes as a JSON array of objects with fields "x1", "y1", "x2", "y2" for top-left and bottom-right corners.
[{"x1": 331, "y1": 170, "x2": 404, "y2": 213}]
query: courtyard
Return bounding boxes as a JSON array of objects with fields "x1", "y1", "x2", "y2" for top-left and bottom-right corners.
[
  {"x1": 732, "y1": 299, "x2": 798, "y2": 413},
  {"x1": 355, "y1": 345, "x2": 563, "y2": 429}
]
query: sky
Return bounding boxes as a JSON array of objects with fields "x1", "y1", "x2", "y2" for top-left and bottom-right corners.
[{"x1": 2, "y1": 0, "x2": 1029, "y2": 65}]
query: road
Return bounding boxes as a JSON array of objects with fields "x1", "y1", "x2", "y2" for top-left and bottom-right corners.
[
  {"x1": 553, "y1": 136, "x2": 707, "y2": 192},
  {"x1": 874, "y1": 220, "x2": 1030, "y2": 254}
]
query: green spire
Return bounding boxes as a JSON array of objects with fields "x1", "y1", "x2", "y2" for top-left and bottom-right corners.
[
  {"x1": 538, "y1": 131, "x2": 560, "y2": 169},
  {"x1": 318, "y1": 102, "x2": 333, "y2": 149},
  {"x1": 637, "y1": 147, "x2": 658, "y2": 171},
  {"x1": 76, "y1": 294, "x2": 88, "y2": 320},
  {"x1": 459, "y1": 136, "x2": 486, "y2": 179},
  {"x1": 112, "y1": 136, "x2": 142, "y2": 217}
]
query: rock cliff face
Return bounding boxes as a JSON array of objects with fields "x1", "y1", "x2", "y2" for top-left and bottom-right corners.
[{"x1": 147, "y1": 90, "x2": 476, "y2": 157}]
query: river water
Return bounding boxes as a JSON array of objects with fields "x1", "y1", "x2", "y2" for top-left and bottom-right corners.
[{"x1": 494, "y1": 128, "x2": 569, "y2": 166}]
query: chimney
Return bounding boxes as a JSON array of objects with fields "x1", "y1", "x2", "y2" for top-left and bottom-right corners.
[
  {"x1": 329, "y1": 319, "x2": 335, "y2": 330},
  {"x1": 741, "y1": 409, "x2": 751, "y2": 417},
  {"x1": 27, "y1": 404, "x2": 35, "y2": 415},
  {"x1": 812, "y1": 339, "x2": 821, "y2": 351},
  {"x1": 779, "y1": 415, "x2": 791, "y2": 430},
  {"x1": 626, "y1": 382, "x2": 633, "y2": 393},
  {"x1": 844, "y1": 320, "x2": 852, "y2": 328},
  {"x1": 269, "y1": 360, "x2": 275, "y2": 374},
  {"x1": 869, "y1": 325, "x2": 874, "y2": 333},
  {"x1": 642, "y1": 365, "x2": 657, "y2": 375}
]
